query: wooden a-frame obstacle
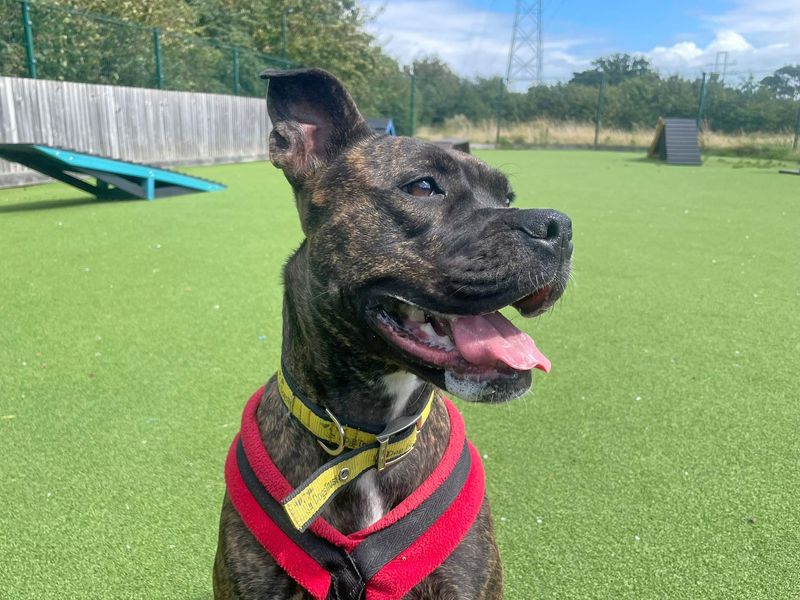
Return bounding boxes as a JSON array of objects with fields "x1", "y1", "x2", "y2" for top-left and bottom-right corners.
[{"x1": 647, "y1": 118, "x2": 702, "y2": 166}]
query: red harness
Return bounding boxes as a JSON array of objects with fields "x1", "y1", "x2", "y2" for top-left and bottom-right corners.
[{"x1": 225, "y1": 387, "x2": 486, "y2": 600}]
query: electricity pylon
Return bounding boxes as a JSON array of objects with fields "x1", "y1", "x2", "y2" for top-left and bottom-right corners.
[
  {"x1": 506, "y1": 0, "x2": 543, "y2": 89},
  {"x1": 713, "y1": 51, "x2": 728, "y2": 82}
]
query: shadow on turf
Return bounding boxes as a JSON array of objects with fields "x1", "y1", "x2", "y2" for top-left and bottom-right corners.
[
  {"x1": 0, "y1": 196, "x2": 120, "y2": 213},
  {"x1": 625, "y1": 157, "x2": 668, "y2": 166}
]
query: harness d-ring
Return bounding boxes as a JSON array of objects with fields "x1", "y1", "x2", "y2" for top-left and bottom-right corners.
[{"x1": 318, "y1": 408, "x2": 345, "y2": 456}]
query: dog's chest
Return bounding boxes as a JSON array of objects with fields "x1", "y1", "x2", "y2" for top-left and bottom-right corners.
[
  {"x1": 382, "y1": 371, "x2": 421, "y2": 419},
  {"x1": 348, "y1": 371, "x2": 421, "y2": 530},
  {"x1": 352, "y1": 471, "x2": 385, "y2": 529}
]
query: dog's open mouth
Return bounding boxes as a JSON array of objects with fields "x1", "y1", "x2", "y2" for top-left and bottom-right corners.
[{"x1": 370, "y1": 287, "x2": 553, "y2": 380}]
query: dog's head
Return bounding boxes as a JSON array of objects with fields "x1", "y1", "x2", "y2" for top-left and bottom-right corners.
[{"x1": 263, "y1": 68, "x2": 572, "y2": 403}]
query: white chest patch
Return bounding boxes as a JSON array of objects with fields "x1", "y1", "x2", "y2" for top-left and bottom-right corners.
[
  {"x1": 354, "y1": 470, "x2": 385, "y2": 529},
  {"x1": 350, "y1": 371, "x2": 421, "y2": 529},
  {"x1": 381, "y1": 371, "x2": 421, "y2": 420}
]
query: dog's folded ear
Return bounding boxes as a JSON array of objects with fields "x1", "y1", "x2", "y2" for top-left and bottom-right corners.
[{"x1": 261, "y1": 68, "x2": 371, "y2": 184}]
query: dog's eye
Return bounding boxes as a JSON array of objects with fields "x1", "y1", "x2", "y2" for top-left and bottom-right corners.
[
  {"x1": 505, "y1": 192, "x2": 516, "y2": 207},
  {"x1": 402, "y1": 178, "x2": 443, "y2": 198}
]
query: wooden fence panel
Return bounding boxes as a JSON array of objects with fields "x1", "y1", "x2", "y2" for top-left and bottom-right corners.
[{"x1": 0, "y1": 76, "x2": 269, "y2": 187}]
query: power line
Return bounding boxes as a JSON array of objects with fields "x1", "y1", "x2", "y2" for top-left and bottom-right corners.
[
  {"x1": 708, "y1": 51, "x2": 738, "y2": 83},
  {"x1": 468, "y1": 0, "x2": 498, "y2": 64},
  {"x1": 506, "y1": 0, "x2": 544, "y2": 88}
]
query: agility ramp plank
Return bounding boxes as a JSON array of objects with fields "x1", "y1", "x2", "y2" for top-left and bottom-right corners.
[
  {"x1": 647, "y1": 118, "x2": 702, "y2": 166},
  {"x1": 779, "y1": 169, "x2": 800, "y2": 176},
  {"x1": 432, "y1": 138, "x2": 471, "y2": 154},
  {"x1": 0, "y1": 144, "x2": 225, "y2": 200}
]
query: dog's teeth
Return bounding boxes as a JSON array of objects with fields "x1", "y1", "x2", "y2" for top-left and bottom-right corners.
[
  {"x1": 418, "y1": 323, "x2": 455, "y2": 350},
  {"x1": 407, "y1": 307, "x2": 426, "y2": 323},
  {"x1": 435, "y1": 337, "x2": 455, "y2": 351},
  {"x1": 418, "y1": 322, "x2": 436, "y2": 337}
]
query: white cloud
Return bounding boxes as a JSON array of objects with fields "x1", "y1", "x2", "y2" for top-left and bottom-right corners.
[
  {"x1": 361, "y1": 0, "x2": 593, "y2": 87},
  {"x1": 709, "y1": 0, "x2": 800, "y2": 36},
  {"x1": 647, "y1": 30, "x2": 753, "y2": 76},
  {"x1": 647, "y1": 1, "x2": 800, "y2": 80},
  {"x1": 362, "y1": 1, "x2": 510, "y2": 73},
  {"x1": 650, "y1": 41, "x2": 704, "y2": 64},
  {"x1": 708, "y1": 30, "x2": 752, "y2": 53},
  {"x1": 361, "y1": 0, "x2": 800, "y2": 85}
]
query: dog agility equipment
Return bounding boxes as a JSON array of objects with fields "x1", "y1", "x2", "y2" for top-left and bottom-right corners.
[
  {"x1": 647, "y1": 118, "x2": 702, "y2": 165},
  {"x1": 0, "y1": 144, "x2": 225, "y2": 199}
]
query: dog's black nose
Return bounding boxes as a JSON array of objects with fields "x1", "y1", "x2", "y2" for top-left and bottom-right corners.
[{"x1": 515, "y1": 209, "x2": 572, "y2": 243}]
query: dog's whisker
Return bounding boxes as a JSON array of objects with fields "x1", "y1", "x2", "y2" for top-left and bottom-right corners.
[{"x1": 447, "y1": 284, "x2": 470, "y2": 299}]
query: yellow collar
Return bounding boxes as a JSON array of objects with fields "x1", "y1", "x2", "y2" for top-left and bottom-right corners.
[{"x1": 276, "y1": 365, "x2": 436, "y2": 531}]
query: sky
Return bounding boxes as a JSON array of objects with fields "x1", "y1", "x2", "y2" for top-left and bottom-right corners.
[{"x1": 361, "y1": 0, "x2": 800, "y2": 88}]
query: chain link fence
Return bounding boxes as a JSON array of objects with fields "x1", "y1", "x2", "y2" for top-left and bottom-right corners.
[
  {"x1": 0, "y1": 0, "x2": 290, "y2": 96},
  {"x1": 0, "y1": 0, "x2": 419, "y2": 134},
  {"x1": 350, "y1": 72, "x2": 417, "y2": 137}
]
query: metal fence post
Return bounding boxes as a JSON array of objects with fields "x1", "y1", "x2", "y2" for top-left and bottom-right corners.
[
  {"x1": 495, "y1": 78, "x2": 504, "y2": 145},
  {"x1": 408, "y1": 73, "x2": 416, "y2": 137},
  {"x1": 697, "y1": 72, "x2": 707, "y2": 129},
  {"x1": 20, "y1": 0, "x2": 37, "y2": 79},
  {"x1": 152, "y1": 28, "x2": 163, "y2": 89},
  {"x1": 594, "y1": 72, "x2": 606, "y2": 149},
  {"x1": 280, "y1": 11, "x2": 287, "y2": 63},
  {"x1": 231, "y1": 47, "x2": 240, "y2": 95}
]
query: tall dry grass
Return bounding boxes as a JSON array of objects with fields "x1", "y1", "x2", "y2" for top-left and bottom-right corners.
[
  {"x1": 416, "y1": 116, "x2": 797, "y2": 153},
  {"x1": 698, "y1": 129, "x2": 797, "y2": 150}
]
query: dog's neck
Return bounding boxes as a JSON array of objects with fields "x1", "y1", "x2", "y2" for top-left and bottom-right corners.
[
  {"x1": 259, "y1": 244, "x2": 451, "y2": 535},
  {"x1": 280, "y1": 245, "x2": 431, "y2": 425}
]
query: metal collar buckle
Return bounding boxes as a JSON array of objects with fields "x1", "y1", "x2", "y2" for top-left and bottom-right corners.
[
  {"x1": 375, "y1": 413, "x2": 424, "y2": 472},
  {"x1": 317, "y1": 408, "x2": 346, "y2": 456}
]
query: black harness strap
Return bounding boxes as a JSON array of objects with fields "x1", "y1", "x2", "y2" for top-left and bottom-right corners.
[
  {"x1": 236, "y1": 438, "x2": 472, "y2": 599},
  {"x1": 236, "y1": 441, "x2": 358, "y2": 581},
  {"x1": 350, "y1": 443, "x2": 472, "y2": 579},
  {"x1": 328, "y1": 552, "x2": 366, "y2": 600}
]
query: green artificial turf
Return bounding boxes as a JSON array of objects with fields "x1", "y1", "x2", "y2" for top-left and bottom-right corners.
[{"x1": 1, "y1": 151, "x2": 798, "y2": 599}]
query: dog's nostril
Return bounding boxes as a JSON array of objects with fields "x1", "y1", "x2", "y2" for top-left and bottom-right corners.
[
  {"x1": 546, "y1": 212, "x2": 572, "y2": 242},
  {"x1": 512, "y1": 209, "x2": 572, "y2": 243},
  {"x1": 546, "y1": 219, "x2": 560, "y2": 240}
]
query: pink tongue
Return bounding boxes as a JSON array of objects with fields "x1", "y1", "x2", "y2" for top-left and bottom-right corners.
[{"x1": 451, "y1": 312, "x2": 551, "y2": 372}]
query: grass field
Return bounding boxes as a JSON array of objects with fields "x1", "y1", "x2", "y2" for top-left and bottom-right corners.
[{"x1": 1, "y1": 150, "x2": 798, "y2": 599}]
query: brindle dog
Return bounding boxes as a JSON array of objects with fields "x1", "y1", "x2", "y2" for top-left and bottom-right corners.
[{"x1": 213, "y1": 68, "x2": 572, "y2": 599}]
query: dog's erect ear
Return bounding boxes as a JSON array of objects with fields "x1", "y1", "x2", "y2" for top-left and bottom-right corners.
[{"x1": 261, "y1": 68, "x2": 371, "y2": 184}]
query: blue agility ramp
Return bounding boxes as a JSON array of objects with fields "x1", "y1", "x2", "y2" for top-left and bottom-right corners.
[{"x1": 0, "y1": 144, "x2": 225, "y2": 200}]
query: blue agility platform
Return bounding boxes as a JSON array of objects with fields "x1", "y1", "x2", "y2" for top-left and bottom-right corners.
[
  {"x1": 0, "y1": 144, "x2": 225, "y2": 200},
  {"x1": 366, "y1": 118, "x2": 396, "y2": 136}
]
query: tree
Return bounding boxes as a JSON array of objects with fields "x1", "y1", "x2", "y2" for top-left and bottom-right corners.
[
  {"x1": 411, "y1": 57, "x2": 463, "y2": 126},
  {"x1": 53, "y1": 0, "x2": 200, "y2": 32},
  {"x1": 24, "y1": 0, "x2": 202, "y2": 87},
  {"x1": 570, "y1": 53, "x2": 655, "y2": 86},
  {"x1": 760, "y1": 65, "x2": 800, "y2": 100},
  {"x1": 189, "y1": 0, "x2": 400, "y2": 94},
  {"x1": 22, "y1": 0, "x2": 408, "y2": 100}
]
